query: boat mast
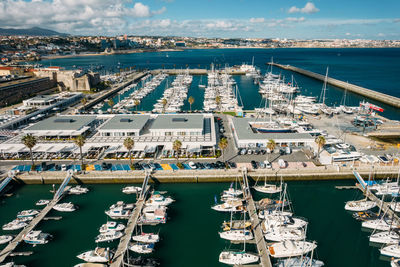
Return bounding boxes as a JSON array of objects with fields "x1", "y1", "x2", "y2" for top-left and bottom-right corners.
[{"x1": 319, "y1": 67, "x2": 329, "y2": 106}]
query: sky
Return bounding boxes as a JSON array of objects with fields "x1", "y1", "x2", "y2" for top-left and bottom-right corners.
[{"x1": 0, "y1": 0, "x2": 399, "y2": 39}]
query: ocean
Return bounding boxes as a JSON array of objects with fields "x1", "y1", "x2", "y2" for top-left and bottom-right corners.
[{"x1": 40, "y1": 48, "x2": 400, "y2": 119}]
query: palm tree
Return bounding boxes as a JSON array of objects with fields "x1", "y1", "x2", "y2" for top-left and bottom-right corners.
[
  {"x1": 22, "y1": 134, "x2": 37, "y2": 166},
  {"x1": 74, "y1": 135, "x2": 86, "y2": 169},
  {"x1": 215, "y1": 96, "x2": 221, "y2": 111},
  {"x1": 134, "y1": 99, "x2": 140, "y2": 111},
  {"x1": 81, "y1": 97, "x2": 87, "y2": 106},
  {"x1": 124, "y1": 137, "x2": 134, "y2": 166},
  {"x1": 108, "y1": 99, "x2": 114, "y2": 113},
  {"x1": 315, "y1": 135, "x2": 326, "y2": 159},
  {"x1": 161, "y1": 98, "x2": 167, "y2": 113},
  {"x1": 172, "y1": 139, "x2": 182, "y2": 163},
  {"x1": 218, "y1": 137, "x2": 228, "y2": 162},
  {"x1": 188, "y1": 96, "x2": 194, "y2": 112},
  {"x1": 266, "y1": 139, "x2": 276, "y2": 161}
]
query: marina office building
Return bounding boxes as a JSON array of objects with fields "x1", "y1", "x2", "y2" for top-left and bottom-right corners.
[
  {"x1": 229, "y1": 117, "x2": 315, "y2": 149},
  {"x1": 0, "y1": 113, "x2": 217, "y2": 156}
]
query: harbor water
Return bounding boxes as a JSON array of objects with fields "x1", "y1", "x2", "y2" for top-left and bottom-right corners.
[
  {"x1": 39, "y1": 48, "x2": 400, "y2": 120},
  {"x1": 0, "y1": 181, "x2": 389, "y2": 267}
]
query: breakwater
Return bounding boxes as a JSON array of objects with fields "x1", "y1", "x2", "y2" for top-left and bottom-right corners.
[{"x1": 269, "y1": 62, "x2": 400, "y2": 108}]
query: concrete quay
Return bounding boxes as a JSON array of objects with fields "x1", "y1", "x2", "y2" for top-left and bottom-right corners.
[
  {"x1": 15, "y1": 165, "x2": 400, "y2": 184},
  {"x1": 269, "y1": 63, "x2": 400, "y2": 108}
]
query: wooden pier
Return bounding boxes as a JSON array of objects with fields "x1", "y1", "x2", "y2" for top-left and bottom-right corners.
[
  {"x1": 110, "y1": 185, "x2": 150, "y2": 267},
  {"x1": 269, "y1": 62, "x2": 400, "y2": 108},
  {"x1": 239, "y1": 170, "x2": 272, "y2": 267},
  {"x1": 0, "y1": 186, "x2": 71, "y2": 263}
]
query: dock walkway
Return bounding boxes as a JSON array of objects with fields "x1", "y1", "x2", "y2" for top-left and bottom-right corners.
[
  {"x1": 110, "y1": 185, "x2": 150, "y2": 267},
  {"x1": 356, "y1": 183, "x2": 400, "y2": 223},
  {"x1": 240, "y1": 171, "x2": 272, "y2": 267},
  {"x1": 0, "y1": 186, "x2": 71, "y2": 263},
  {"x1": 269, "y1": 62, "x2": 400, "y2": 108}
]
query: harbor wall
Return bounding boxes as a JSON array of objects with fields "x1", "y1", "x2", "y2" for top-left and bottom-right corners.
[
  {"x1": 269, "y1": 63, "x2": 400, "y2": 109},
  {"x1": 16, "y1": 165, "x2": 399, "y2": 184},
  {"x1": 150, "y1": 69, "x2": 247, "y2": 75}
]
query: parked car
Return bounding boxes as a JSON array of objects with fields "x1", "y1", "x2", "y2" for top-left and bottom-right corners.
[
  {"x1": 259, "y1": 161, "x2": 266, "y2": 169},
  {"x1": 264, "y1": 160, "x2": 272, "y2": 169},
  {"x1": 61, "y1": 164, "x2": 67, "y2": 171},
  {"x1": 278, "y1": 159, "x2": 287, "y2": 168},
  {"x1": 285, "y1": 147, "x2": 292, "y2": 154},
  {"x1": 228, "y1": 161, "x2": 237, "y2": 169},
  {"x1": 189, "y1": 161, "x2": 197, "y2": 169},
  {"x1": 378, "y1": 155, "x2": 390, "y2": 164},
  {"x1": 251, "y1": 160, "x2": 258, "y2": 169}
]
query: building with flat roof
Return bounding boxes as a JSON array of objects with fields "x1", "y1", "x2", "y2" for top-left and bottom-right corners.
[
  {"x1": 229, "y1": 117, "x2": 315, "y2": 149},
  {"x1": 149, "y1": 114, "x2": 204, "y2": 137},
  {"x1": 23, "y1": 115, "x2": 98, "y2": 138},
  {"x1": 98, "y1": 115, "x2": 150, "y2": 137}
]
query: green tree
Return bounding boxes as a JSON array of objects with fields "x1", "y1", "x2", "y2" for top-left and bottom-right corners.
[
  {"x1": 315, "y1": 135, "x2": 326, "y2": 159},
  {"x1": 124, "y1": 137, "x2": 134, "y2": 166},
  {"x1": 173, "y1": 139, "x2": 182, "y2": 163},
  {"x1": 108, "y1": 99, "x2": 114, "y2": 113},
  {"x1": 22, "y1": 134, "x2": 37, "y2": 166},
  {"x1": 134, "y1": 99, "x2": 140, "y2": 112},
  {"x1": 74, "y1": 135, "x2": 86, "y2": 169},
  {"x1": 218, "y1": 137, "x2": 228, "y2": 162},
  {"x1": 188, "y1": 96, "x2": 195, "y2": 112},
  {"x1": 81, "y1": 97, "x2": 87, "y2": 106},
  {"x1": 162, "y1": 98, "x2": 167, "y2": 113},
  {"x1": 215, "y1": 96, "x2": 221, "y2": 111},
  {"x1": 266, "y1": 139, "x2": 276, "y2": 161}
]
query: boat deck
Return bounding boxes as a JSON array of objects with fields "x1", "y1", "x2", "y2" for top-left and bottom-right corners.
[
  {"x1": 0, "y1": 186, "x2": 71, "y2": 263},
  {"x1": 110, "y1": 185, "x2": 150, "y2": 267}
]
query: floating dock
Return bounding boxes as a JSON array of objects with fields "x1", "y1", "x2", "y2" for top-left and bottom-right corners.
[
  {"x1": 0, "y1": 185, "x2": 71, "y2": 263},
  {"x1": 240, "y1": 170, "x2": 272, "y2": 267},
  {"x1": 110, "y1": 173, "x2": 151, "y2": 267},
  {"x1": 269, "y1": 62, "x2": 400, "y2": 109}
]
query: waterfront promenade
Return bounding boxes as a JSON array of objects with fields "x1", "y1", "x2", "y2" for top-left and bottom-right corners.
[
  {"x1": 269, "y1": 62, "x2": 400, "y2": 108},
  {"x1": 14, "y1": 164, "x2": 400, "y2": 184}
]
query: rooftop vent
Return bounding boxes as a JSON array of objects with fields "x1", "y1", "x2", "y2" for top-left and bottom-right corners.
[
  {"x1": 120, "y1": 118, "x2": 132, "y2": 123},
  {"x1": 172, "y1": 118, "x2": 187, "y2": 122},
  {"x1": 54, "y1": 118, "x2": 75, "y2": 123}
]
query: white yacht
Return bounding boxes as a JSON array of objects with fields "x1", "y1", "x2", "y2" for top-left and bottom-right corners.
[
  {"x1": 344, "y1": 200, "x2": 376, "y2": 211},
  {"x1": 362, "y1": 218, "x2": 394, "y2": 231},
  {"x1": 392, "y1": 259, "x2": 400, "y2": 267},
  {"x1": 223, "y1": 187, "x2": 243, "y2": 197},
  {"x1": 122, "y1": 186, "x2": 142, "y2": 194},
  {"x1": 132, "y1": 233, "x2": 160, "y2": 243},
  {"x1": 53, "y1": 202, "x2": 76, "y2": 212},
  {"x1": 95, "y1": 231, "x2": 123, "y2": 243},
  {"x1": 0, "y1": 263, "x2": 26, "y2": 267},
  {"x1": 212, "y1": 201, "x2": 245, "y2": 213},
  {"x1": 105, "y1": 206, "x2": 132, "y2": 220},
  {"x1": 128, "y1": 242, "x2": 155, "y2": 254},
  {"x1": 264, "y1": 227, "x2": 305, "y2": 242},
  {"x1": 17, "y1": 209, "x2": 39, "y2": 218},
  {"x1": 390, "y1": 202, "x2": 400, "y2": 212},
  {"x1": 23, "y1": 230, "x2": 52, "y2": 245},
  {"x1": 253, "y1": 184, "x2": 282, "y2": 194},
  {"x1": 138, "y1": 207, "x2": 166, "y2": 225},
  {"x1": 258, "y1": 210, "x2": 292, "y2": 219},
  {"x1": 268, "y1": 241, "x2": 317, "y2": 258},
  {"x1": 99, "y1": 221, "x2": 125, "y2": 233},
  {"x1": 263, "y1": 215, "x2": 308, "y2": 230},
  {"x1": 77, "y1": 247, "x2": 113, "y2": 263},
  {"x1": 2, "y1": 220, "x2": 28, "y2": 231},
  {"x1": 219, "y1": 230, "x2": 254, "y2": 242},
  {"x1": 219, "y1": 251, "x2": 259, "y2": 265},
  {"x1": 35, "y1": 199, "x2": 50, "y2": 206},
  {"x1": 370, "y1": 230, "x2": 400, "y2": 244},
  {"x1": 0, "y1": 235, "x2": 13, "y2": 245},
  {"x1": 69, "y1": 185, "x2": 89, "y2": 195},
  {"x1": 381, "y1": 244, "x2": 400, "y2": 258},
  {"x1": 145, "y1": 193, "x2": 174, "y2": 207}
]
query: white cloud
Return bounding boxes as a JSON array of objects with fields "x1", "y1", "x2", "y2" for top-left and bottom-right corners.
[
  {"x1": 285, "y1": 17, "x2": 305, "y2": 23},
  {"x1": 250, "y1": 18, "x2": 265, "y2": 23},
  {"x1": 288, "y1": 2, "x2": 319, "y2": 14},
  {"x1": 0, "y1": 0, "x2": 166, "y2": 34}
]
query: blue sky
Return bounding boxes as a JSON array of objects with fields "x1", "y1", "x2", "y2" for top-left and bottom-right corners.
[{"x1": 0, "y1": 0, "x2": 399, "y2": 39}]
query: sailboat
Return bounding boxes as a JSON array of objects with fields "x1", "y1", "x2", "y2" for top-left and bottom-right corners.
[
  {"x1": 219, "y1": 208, "x2": 254, "y2": 242},
  {"x1": 344, "y1": 198, "x2": 376, "y2": 211},
  {"x1": 254, "y1": 175, "x2": 283, "y2": 194},
  {"x1": 317, "y1": 67, "x2": 333, "y2": 116},
  {"x1": 199, "y1": 75, "x2": 206, "y2": 88},
  {"x1": 268, "y1": 240, "x2": 317, "y2": 258},
  {"x1": 340, "y1": 85, "x2": 354, "y2": 114}
]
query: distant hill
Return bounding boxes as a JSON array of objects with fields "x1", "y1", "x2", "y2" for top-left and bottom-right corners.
[{"x1": 0, "y1": 27, "x2": 68, "y2": 36}]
